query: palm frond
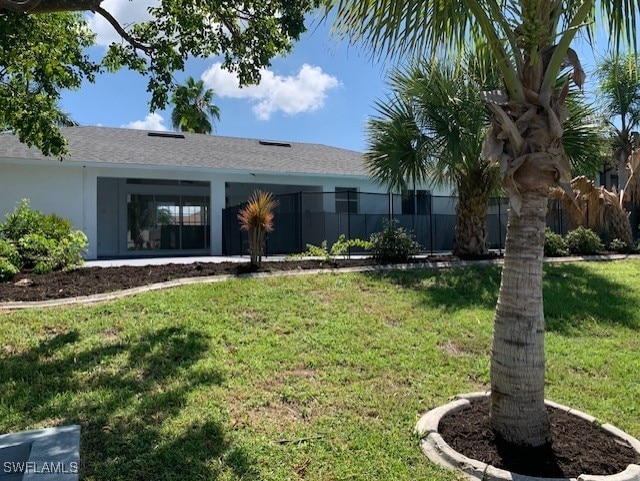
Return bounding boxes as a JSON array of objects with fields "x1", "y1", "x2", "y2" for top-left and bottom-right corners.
[
  {"x1": 170, "y1": 76, "x2": 220, "y2": 134},
  {"x1": 562, "y1": 86, "x2": 609, "y2": 178},
  {"x1": 364, "y1": 94, "x2": 431, "y2": 192},
  {"x1": 365, "y1": 57, "x2": 500, "y2": 195}
]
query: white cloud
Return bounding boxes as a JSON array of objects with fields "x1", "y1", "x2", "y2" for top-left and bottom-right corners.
[
  {"x1": 122, "y1": 113, "x2": 168, "y2": 131},
  {"x1": 87, "y1": 0, "x2": 158, "y2": 46},
  {"x1": 201, "y1": 63, "x2": 340, "y2": 120}
]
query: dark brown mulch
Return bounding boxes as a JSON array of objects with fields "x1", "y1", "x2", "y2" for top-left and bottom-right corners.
[
  {"x1": 0, "y1": 254, "x2": 486, "y2": 303},
  {"x1": 439, "y1": 397, "x2": 640, "y2": 478},
  {"x1": 0, "y1": 259, "x2": 381, "y2": 303}
]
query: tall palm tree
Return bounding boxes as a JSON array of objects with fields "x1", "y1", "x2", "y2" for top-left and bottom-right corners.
[
  {"x1": 596, "y1": 53, "x2": 640, "y2": 192},
  {"x1": 330, "y1": 0, "x2": 640, "y2": 447},
  {"x1": 170, "y1": 77, "x2": 221, "y2": 134},
  {"x1": 366, "y1": 59, "x2": 500, "y2": 258}
]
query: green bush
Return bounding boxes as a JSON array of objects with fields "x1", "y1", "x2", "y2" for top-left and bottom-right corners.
[
  {"x1": 40, "y1": 214, "x2": 73, "y2": 241},
  {"x1": 0, "y1": 258, "x2": 19, "y2": 282},
  {"x1": 544, "y1": 228, "x2": 568, "y2": 257},
  {"x1": 1, "y1": 199, "x2": 87, "y2": 274},
  {"x1": 0, "y1": 239, "x2": 22, "y2": 270},
  {"x1": 369, "y1": 218, "x2": 420, "y2": 263},
  {"x1": 54, "y1": 231, "x2": 88, "y2": 270},
  {"x1": 1, "y1": 199, "x2": 42, "y2": 241},
  {"x1": 608, "y1": 238, "x2": 634, "y2": 253},
  {"x1": 18, "y1": 233, "x2": 56, "y2": 269},
  {"x1": 2, "y1": 200, "x2": 74, "y2": 243},
  {"x1": 565, "y1": 227, "x2": 604, "y2": 255},
  {"x1": 18, "y1": 232, "x2": 87, "y2": 273},
  {"x1": 291, "y1": 235, "x2": 372, "y2": 261}
]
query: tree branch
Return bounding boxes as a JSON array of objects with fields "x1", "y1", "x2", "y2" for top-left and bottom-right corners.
[
  {"x1": 2, "y1": 0, "x2": 101, "y2": 13},
  {"x1": 92, "y1": 5, "x2": 151, "y2": 54},
  {"x1": 0, "y1": 0, "x2": 41, "y2": 12}
]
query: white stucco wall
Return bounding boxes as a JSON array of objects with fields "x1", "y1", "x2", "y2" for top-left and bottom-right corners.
[
  {"x1": 0, "y1": 159, "x2": 448, "y2": 259},
  {"x1": 0, "y1": 160, "x2": 91, "y2": 250}
]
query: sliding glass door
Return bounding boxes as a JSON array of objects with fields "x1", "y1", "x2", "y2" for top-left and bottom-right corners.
[{"x1": 126, "y1": 193, "x2": 209, "y2": 252}]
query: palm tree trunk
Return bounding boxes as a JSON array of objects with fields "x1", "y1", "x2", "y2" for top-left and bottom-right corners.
[
  {"x1": 614, "y1": 142, "x2": 631, "y2": 191},
  {"x1": 490, "y1": 187, "x2": 551, "y2": 447},
  {"x1": 453, "y1": 191, "x2": 489, "y2": 258}
]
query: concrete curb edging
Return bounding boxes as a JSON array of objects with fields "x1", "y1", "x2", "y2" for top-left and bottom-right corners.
[
  {"x1": 415, "y1": 392, "x2": 640, "y2": 481},
  {"x1": 2, "y1": 253, "x2": 640, "y2": 311},
  {"x1": 0, "y1": 258, "x2": 505, "y2": 311}
]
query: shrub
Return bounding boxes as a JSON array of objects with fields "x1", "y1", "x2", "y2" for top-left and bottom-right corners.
[
  {"x1": 291, "y1": 235, "x2": 372, "y2": 261},
  {"x1": 369, "y1": 218, "x2": 420, "y2": 263},
  {"x1": 55, "y1": 231, "x2": 88, "y2": 270},
  {"x1": 1, "y1": 200, "x2": 87, "y2": 273},
  {"x1": 0, "y1": 239, "x2": 22, "y2": 270},
  {"x1": 18, "y1": 233, "x2": 56, "y2": 269},
  {"x1": 40, "y1": 213, "x2": 73, "y2": 241},
  {"x1": 17, "y1": 231, "x2": 87, "y2": 273},
  {"x1": 237, "y1": 191, "x2": 279, "y2": 267},
  {"x1": 0, "y1": 258, "x2": 19, "y2": 282},
  {"x1": 608, "y1": 238, "x2": 634, "y2": 253},
  {"x1": 565, "y1": 227, "x2": 604, "y2": 255},
  {"x1": 1, "y1": 199, "x2": 42, "y2": 241},
  {"x1": 544, "y1": 228, "x2": 568, "y2": 257},
  {"x1": 331, "y1": 235, "x2": 372, "y2": 256}
]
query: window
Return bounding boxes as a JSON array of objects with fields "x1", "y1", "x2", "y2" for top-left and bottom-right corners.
[
  {"x1": 402, "y1": 190, "x2": 430, "y2": 214},
  {"x1": 335, "y1": 187, "x2": 358, "y2": 214},
  {"x1": 126, "y1": 194, "x2": 209, "y2": 251}
]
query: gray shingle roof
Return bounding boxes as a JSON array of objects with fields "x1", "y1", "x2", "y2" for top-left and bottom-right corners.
[{"x1": 0, "y1": 126, "x2": 368, "y2": 177}]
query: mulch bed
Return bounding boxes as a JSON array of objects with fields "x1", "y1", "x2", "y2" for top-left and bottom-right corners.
[
  {"x1": 0, "y1": 259, "x2": 381, "y2": 303},
  {"x1": 439, "y1": 397, "x2": 640, "y2": 478},
  {"x1": 0, "y1": 253, "x2": 495, "y2": 303}
]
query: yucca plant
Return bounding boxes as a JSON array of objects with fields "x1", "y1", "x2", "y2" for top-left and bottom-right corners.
[{"x1": 237, "y1": 191, "x2": 279, "y2": 267}]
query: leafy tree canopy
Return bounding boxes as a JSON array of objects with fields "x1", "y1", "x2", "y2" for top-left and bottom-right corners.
[
  {"x1": 0, "y1": 13, "x2": 96, "y2": 156},
  {"x1": 0, "y1": 0, "x2": 319, "y2": 156}
]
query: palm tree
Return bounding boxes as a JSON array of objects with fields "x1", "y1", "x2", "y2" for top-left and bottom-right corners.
[
  {"x1": 170, "y1": 77, "x2": 221, "y2": 134},
  {"x1": 329, "y1": 0, "x2": 640, "y2": 447},
  {"x1": 366, "y1": 59, "x2": 500, "y2": 258},
  {"x1": 596, "y1": 53, "x2": 640, "y2": 192}
]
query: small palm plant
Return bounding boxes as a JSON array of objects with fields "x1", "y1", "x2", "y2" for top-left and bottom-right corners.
[{"x1": 237, "y1": 191, "x2": 279, "y2": 267}]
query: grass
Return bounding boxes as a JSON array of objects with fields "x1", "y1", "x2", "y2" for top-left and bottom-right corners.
[{"x1": 1, "y1": 260, "x2": 639, "y2": 480}]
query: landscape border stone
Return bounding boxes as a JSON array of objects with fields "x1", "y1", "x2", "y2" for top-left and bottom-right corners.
[
  {"x1": 415, "y1": 392, "x2": 640, "y2": 481},
  {"x1": 1, "y1": 253, "x2": 639, "y2": 311},
  {"x1": 0, "y1": 258, "x2": 504, "y2": 310}
]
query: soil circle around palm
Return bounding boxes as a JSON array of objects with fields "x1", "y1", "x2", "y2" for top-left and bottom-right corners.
[{"x1": 437, "y1": 397, "x2": 640, "y2": 478}]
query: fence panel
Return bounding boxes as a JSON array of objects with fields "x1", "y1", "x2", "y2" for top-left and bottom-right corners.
[{"x1": 223, "y1": 191, "x2": 591, "y2": 257}]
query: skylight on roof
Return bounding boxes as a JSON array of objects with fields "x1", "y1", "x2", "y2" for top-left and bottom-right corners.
[
  {"x1": 259, "y1": 140, "x2": 291, "y2": 148},
  {"x1": 148, "y1": 132, "x2": 185, "y2": 139}
]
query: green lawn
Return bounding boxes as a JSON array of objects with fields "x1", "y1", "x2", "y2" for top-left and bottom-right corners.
[{"x1": 1, "y1": 260, "x2": 639, "y2": 480}]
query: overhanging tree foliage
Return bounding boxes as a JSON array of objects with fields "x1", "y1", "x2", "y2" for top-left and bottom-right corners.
[
  {"x1": 0, "y1": 0, "x2": 319, "y2": 156},
  {"x1": 0, "y1": 13, "x2": 96, "y2": 156}
]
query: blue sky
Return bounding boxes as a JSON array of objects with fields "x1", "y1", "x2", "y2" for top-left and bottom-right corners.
[
  {"x1": 60, "y1": 6, "x2": 614, "y2": 154},
  {"x1": 61, "y1": 10, "x2": 389, "y2": 153}
]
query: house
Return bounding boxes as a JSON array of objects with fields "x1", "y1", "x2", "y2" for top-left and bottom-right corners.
[{"x1": 2, "y1": 126, "x2": 453, "y2": 259}]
